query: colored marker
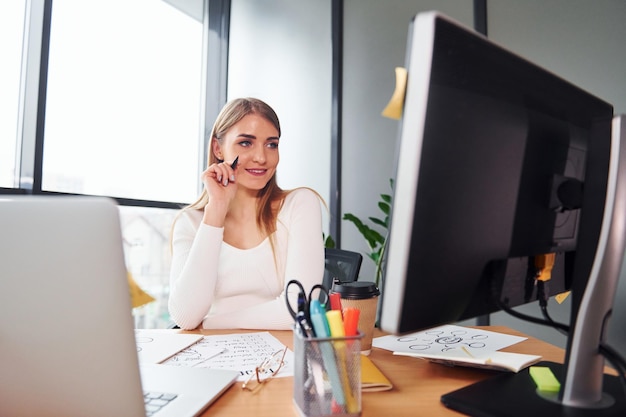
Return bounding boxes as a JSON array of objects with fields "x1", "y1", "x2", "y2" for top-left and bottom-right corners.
[
  {"x1": 329, "y1": 292, "x2": 343, "y2": 315},
  {"x1": 326, "y1": 310, "x2": 345, "y2": 337},
  {"x1": 343, "y1": 307, "x2": 360, "y2": 337},
  {"x1": 310, "y1": 310, "x2": 346, "y2": 409},
  {"x1": 326, "y1": 310, "x2": 358, "y2": 413}
]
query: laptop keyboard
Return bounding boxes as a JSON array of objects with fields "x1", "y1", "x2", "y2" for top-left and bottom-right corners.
[{"x1": 144, "y1": 391, "x2": 178, "y2": 416}]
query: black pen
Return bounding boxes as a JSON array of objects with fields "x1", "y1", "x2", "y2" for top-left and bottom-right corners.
[
  {"x1": 296, "y1": 310, "x2": 315, "y2": 338},
  {"x1": 230, "y1": 156, "x2": 239, "y2": 169}
]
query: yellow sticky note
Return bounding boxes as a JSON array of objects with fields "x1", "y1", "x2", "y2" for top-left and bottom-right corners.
[
  {"x1": 529, "y1": 366, "x2": 561, "y2": 393},
  {"x1": 128, "y1": 272, "x2": 155, "y2": 308},
  {"x1": 381, "y1": 67, "x2": 408, "y2": 120},
  {"x1": 555, "y1": 291, "x2": 570, "y2": 304}
]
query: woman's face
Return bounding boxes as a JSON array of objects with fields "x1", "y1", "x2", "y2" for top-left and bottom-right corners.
[{"x1": 214, "y1": 113, "x2": 280, "y2": 192}]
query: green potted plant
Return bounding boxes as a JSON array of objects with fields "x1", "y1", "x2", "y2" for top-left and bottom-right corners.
[{"x1": 342, "y1": 179, "x2": 393, "y2": 287}]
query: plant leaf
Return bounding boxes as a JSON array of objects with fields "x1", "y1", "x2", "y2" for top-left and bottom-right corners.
[
  {"x1": 341, "y1": 177, "x2": 395, "y2": 287},
  {"x1": 363, "y1": 228, "x2": 385, "y2": 246},
  {"x1": 369, "y1": 217, "x2": 386, "y2": 228},
  {"x1": 344, "y1": 213, "x2": 379, "y2": 248}
]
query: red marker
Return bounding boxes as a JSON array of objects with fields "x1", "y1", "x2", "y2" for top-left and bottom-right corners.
[
  {"x1": 343, "y1": 307, "x2": 360, "y2": 336},
  {"x1": 329, "y1": 292, "x2": 343, "y2": 314}
]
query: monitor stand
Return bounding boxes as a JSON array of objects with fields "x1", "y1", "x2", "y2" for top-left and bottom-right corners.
[{"x1": 441, "y1": 361, "x2": 625, "y2": 416}]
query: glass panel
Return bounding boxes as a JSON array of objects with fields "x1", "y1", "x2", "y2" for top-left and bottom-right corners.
[
  {"x1": 0, "y1": 1, "x2": 27, "y2": 188},
  {"x1": 119, "y1": 205, "x2": 178, "y2": 328},
  {"x1": 43, "y1": 0, "x2": 203, "y2": 203}
]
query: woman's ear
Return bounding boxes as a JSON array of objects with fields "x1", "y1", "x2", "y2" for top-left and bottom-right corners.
[{"x1": 212, "y1": 139, "x2": 224, "y2": 162}]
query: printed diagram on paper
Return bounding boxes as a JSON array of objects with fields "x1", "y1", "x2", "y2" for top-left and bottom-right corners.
[
  {"x1": 372, "y1": 324, "x2": 527, "y2": 355},
  {"x1": 162, "y1": 331, "x2": 294, "y2": 381}
]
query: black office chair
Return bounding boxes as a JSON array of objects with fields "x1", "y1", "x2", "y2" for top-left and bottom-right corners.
[{"x1": 322, "y1": 248, "x2": 363, "y2": 291}]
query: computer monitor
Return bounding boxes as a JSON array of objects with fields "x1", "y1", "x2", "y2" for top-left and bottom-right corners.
[{"x1": 379, "y1": 11, "x2": 626, "y2": 416}]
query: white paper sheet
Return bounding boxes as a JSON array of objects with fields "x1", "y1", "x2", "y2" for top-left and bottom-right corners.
[
  {"x1": 135, "y1": 330, "x2": 204, "y2": 364},
  {"x1": 162, "y1": 331, "x2": 294, "y2": 381},
  {"x1": 372, "y1": 324, "x2": 527, "y2": 356}
]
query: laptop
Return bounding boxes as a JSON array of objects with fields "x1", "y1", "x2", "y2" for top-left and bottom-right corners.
[{"x1": 0, "y1": 196, "x2": 238, "y2": 417}]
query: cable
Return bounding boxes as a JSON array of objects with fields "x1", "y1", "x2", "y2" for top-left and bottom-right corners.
[
  {"x1": 495, "y1": 296, "x2": 569, "y2": 333},
  {"x1": 539, "y1": 303, "x2": 570, "y2": 336},
  {"x1": 536, "y1": 280, "x2": 570, "y2": 335},
  {"x1": 491, "y1": 260, "x2": 570, "y2": 334},
  {"x1": 500, "y1": 295, "x2": 626, "y2": 401},
  {"x1": 599, "y1": 343, "x2": 626, "y2": 377},
  {"x1": 492, "y1": 269, "x2": 626, "y2": 401},
  {"x1": 599, "y1": 342, "x2": 626, "y2": 399}
]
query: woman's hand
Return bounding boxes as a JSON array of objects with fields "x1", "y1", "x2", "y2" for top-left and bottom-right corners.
[{"x1": 200, "y1": 159, "x2": 238, "y2": 226}]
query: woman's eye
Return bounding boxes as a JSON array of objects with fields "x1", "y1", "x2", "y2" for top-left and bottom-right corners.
[
  {"x1": 238, "y1": 140, "x2": 251, "y2": 147},
  {"x1": 267, "y1": 142, "x2": 279, "y2": 149}
]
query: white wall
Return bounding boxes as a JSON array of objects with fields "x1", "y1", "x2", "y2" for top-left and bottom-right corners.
[
  {"x1": 341, "y1": 0, "x2": 473, "y2": 279},
  {"x1": 488, "y1": 0, "x2": 626, "y2": 115}
]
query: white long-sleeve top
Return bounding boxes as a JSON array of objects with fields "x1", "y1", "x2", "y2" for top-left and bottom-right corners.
[{"x1": 168, "y1": 188, "x2": 325, "y2": 330}]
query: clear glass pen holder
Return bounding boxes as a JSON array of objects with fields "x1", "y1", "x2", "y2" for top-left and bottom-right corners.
[{"x1": 293, "y1": 329, "x2": 362, "y2": 417}]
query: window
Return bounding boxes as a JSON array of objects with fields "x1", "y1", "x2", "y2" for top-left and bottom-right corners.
[
  {"x1": 40, "y1": 0, "x2": 205, "y2": 327},
  {"x1": 43, "y1": 0, "x2": 203, "y2": 203},
  {"x1": 3, "y1": 0, "x2": 207, "y2": 328},
  {"x1": 120, "y1": 205, "x2": 178, "y2": 328},
  {"x1": 0, "y1": 1, "x2": 27, "y2": 189}
]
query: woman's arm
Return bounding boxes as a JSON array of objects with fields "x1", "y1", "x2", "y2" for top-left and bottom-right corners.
[
  {"x1": 168, "y1": 211, "x2": 223, "y2": 329},
  {"x1": 280, "y1": 188, "x2": 326, "y2": 301}
]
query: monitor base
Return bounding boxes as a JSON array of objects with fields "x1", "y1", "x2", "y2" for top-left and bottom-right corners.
[{"x1": 441, "y1": 361, "x2": 625, "y2": 417}]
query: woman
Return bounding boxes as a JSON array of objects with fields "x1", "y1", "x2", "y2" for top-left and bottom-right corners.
[{"x1": 168, "y1": 97, "x2": 325, "y2": 330}]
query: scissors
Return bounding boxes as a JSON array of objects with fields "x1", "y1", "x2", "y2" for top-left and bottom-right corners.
[{"x1": 285, "y1": 279, "x2": 330, "y2": 338}]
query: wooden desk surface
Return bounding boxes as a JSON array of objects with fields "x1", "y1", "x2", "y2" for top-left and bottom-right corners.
[{"x1": 179, "y1": 326, "x2": 566, "y2": 417}]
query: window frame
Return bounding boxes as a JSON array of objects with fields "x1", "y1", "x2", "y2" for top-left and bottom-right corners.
[{"x1": 6, "y1": 0, "x2": 230, "y2": 210}]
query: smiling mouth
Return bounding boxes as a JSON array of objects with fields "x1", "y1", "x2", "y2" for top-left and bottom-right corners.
[{"x1": 246, "y1": 169, "x2": 267, "y2": 176}]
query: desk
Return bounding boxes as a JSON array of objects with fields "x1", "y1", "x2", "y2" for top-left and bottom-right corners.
[{"x1": 180, "y1": 326, "x2": 566, "y2": 417}]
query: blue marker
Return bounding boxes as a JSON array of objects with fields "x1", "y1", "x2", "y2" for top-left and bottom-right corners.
[
  {"x1": 309, "y1": 308, "x2": 346, "y2": 409},
  {"x1": 309, "y1": 300, "x2": 328, "y2": 332}
]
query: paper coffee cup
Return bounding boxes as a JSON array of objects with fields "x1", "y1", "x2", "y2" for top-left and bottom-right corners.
[{"x1": 331, "y1": 281, "x2": 380, "y2": 355}]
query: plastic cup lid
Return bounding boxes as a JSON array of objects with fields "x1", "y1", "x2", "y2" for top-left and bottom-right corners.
[{"x1": 331, "y1": 281, "x2": 380, "y2": 299}]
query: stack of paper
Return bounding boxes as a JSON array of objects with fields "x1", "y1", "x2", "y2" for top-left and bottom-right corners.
[
  {"x1": 394, "y1": 349, "x2": 542, "y2": 372},
  {"x1": 372, "y1": 324, "x2": 542, "y2": 373}
]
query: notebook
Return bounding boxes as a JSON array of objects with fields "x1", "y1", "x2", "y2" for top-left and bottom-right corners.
[{"x1": 0, "y1": 196, "x2": 238, "y2": 417}]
